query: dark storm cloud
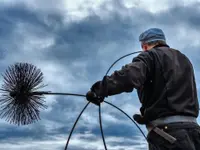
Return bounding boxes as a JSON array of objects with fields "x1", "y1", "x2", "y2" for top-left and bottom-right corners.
[
  {"x1": 0, "y1": 4, "x2": 63, "y2": 34},
  {"x1": 0, "y1": 123, "x2": 47, "y2": 141},
  {"x1": 41, "y1": 1, "x2": 200, "y2": 78},
  {"x1": 155, "y1": 3, "x2": 200, "y2": 29},
  {"x1": 1, "y1": 2, "x2": 200, "y2": 78},
  {"x1": 91, "y1": 123, "x2": 141, "y2": 138}
]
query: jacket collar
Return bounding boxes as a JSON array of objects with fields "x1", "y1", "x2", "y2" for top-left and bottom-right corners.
[{"x1": 153, "y1": 43, "x2": 170, "y2": 48}]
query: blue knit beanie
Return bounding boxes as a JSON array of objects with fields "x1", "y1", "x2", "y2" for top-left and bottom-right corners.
[{"x1": 139, "y1": 28, "x2": 166, "y2": 43}]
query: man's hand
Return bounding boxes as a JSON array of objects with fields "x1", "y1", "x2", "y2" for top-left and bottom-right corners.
[
  {"x1": 133, "y1": 114, "x2": 146, "y2": 124},
  {"x1": 86, "y1": 79, "x2": 106, "y2": 106},
  {"x1": 91, "y1": 81, "x2": 102, "y2": 96},
  {"x1": 86, "y1": 91, "x2": 104, "y2": 106},
  {"x1": 86, "y1": 76, "x2": 110, "y2": 106}
]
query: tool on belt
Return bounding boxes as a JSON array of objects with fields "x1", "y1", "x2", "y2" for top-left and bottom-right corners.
[{"x1": 146, "y1": 123, "x2": 177, "y2": 144}]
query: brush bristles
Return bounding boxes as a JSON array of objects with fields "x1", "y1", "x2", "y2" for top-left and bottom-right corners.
[{"x1": 0, "y1": 63, "x2": 47, "y2": 125}]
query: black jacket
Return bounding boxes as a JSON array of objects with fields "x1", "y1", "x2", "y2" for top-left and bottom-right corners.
[{"x1": 103, "y1": 44, "x2": 199, "y2": 124}]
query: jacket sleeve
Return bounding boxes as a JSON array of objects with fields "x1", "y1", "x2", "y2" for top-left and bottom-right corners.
[{"x1": 101, "y1": 51, "x2": 154, "y2": 97}]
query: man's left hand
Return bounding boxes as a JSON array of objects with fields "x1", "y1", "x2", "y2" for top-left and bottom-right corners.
[
  {"x1": 86, "y1": 80, "x2": 106, "y2": 105},
  {"x1": 86, "y1": 90, "x2": 104, "y2": 106}
]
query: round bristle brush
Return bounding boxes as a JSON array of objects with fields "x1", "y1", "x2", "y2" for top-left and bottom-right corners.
[{"x1": 0, "y1": 63, "x2": 85, "y2": 126}]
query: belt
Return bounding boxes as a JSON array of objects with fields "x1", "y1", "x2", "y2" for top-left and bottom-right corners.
[
  {"x1": 146, "y1": 115, "x2": 197, "y2": 132},
  {"x1": 150, "y1": 115, "x2": 197, "y2": 126},
  {"x1": 146, "y1": 115, "x2": 197, "y2": 144}
]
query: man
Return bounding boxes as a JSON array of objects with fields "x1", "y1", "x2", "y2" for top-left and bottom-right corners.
[{"x1": 86, "y1": 28, "x2": 200, "y2": 149}]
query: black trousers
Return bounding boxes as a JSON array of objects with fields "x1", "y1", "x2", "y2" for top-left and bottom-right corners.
[{"x1": 147, "y1": 122, "x2": 200, "y2": 150}]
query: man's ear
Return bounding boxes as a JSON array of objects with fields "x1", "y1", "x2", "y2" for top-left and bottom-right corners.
[{"x1": 143, "y1": 45, "x2": 148, "y2": 51}]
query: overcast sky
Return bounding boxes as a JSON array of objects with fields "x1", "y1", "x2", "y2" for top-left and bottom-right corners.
[{"x1": 0, "y1": 0, "x2": 200, "y2": 150}]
